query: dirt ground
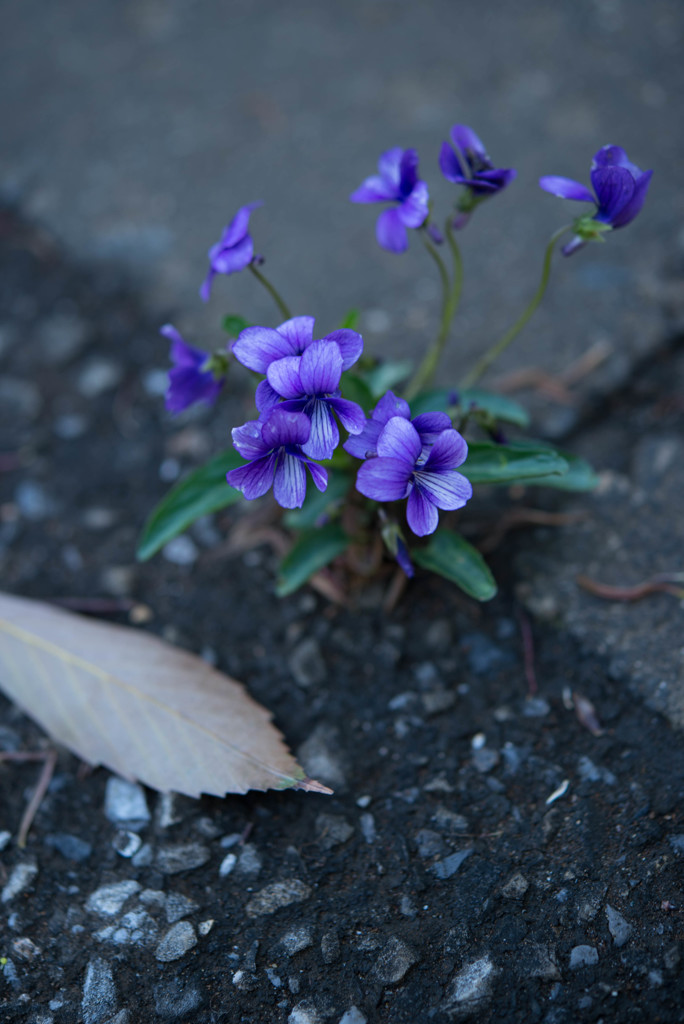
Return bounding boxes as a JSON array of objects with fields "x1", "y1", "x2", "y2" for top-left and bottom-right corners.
[{"x1": 1, "y1": 208, "x2": 683, "y2": 1024}]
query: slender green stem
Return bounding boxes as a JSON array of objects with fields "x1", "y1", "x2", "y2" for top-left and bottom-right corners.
[
  {"x1": 404, "y1": 225, "x2": 463, "y2": 401},
  {"x1": 248, "y1": 263, "x2": 292, "y2": 320},
  {"x1": 445, "y1": 219, "x2": 463, "y2": 312},
  {"x1": 460, "y1": 224, "x2": 571, "y2": 389}
]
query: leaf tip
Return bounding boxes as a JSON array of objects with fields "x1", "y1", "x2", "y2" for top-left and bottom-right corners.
[{"x1": 294, "y1": 776, "x2": 334, "y2": 795}]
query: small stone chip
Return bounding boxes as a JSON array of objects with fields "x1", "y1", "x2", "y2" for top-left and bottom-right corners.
[
  {"x1": 373, "y1": 937, "x2": 418, "y2": 984},
  {"x1": 605, "y1": 905, "x2": 633, "y2": 947},
  {"x1": 155, "y1": 921, "x2": 197, "y2": 962},
  {"x1": 245, "y1": 880, "x2": 312, "y2": 918},
  {"x1": 156, "y1": 843, "x2": 210, "y2": 874},
  {"x1": 569, "y1": 945, "x2": 599, "y2": 969},
  {"x1": 1, "y1": 862, "x2": 38, "y2": 903},
  {"x1": 431, "y1": 849, "x2": 473, "y2": 879},
  {"x1": 86, "y1": 881, "x2": 141, "y2": 917},
  {"x1": 502, "y1": 872, "x2": 529, "y2": 899}
]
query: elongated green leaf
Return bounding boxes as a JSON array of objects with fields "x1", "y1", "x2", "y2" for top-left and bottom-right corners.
[
  {"x1": 341, "y1": 374, "x2": 375, "y2": 413},
  {"x1": 363, "y1": 359, "x2": 414, "y2": 399},
  {"x1": 283, "y1": 471, "x2": 352, "y2": 529},
  {"x1": 413, "y1": 530, "x2": 497, "y2": 601},
  {"x1": 461, "y1": 442, "x2": 568, "y2": 485},
  {"x1": 0, "y1": 591, "x2": 331, "y2": 797},
  {"x1": 410, "y1": 388, "x2": 530, "y2": 428},
  {"x1": 138, "y1": 450, "x2": 244, "y2": 561},
  {"x1": 276, "y1": 524, "x2": 350, "y2": 597},
  {"x1": 222, "y1": 314, "x2": 251, "y2": 337},
  {"x1": 519, "y1": 453, "x2": 598, "y2": 491}
]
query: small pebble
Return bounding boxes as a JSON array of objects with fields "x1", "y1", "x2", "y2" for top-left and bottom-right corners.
[
  {"x1": 472, "y1": 748, "x2": 500, "y2": 774},
  {"x1": 156, "y1": 843, "x2": 210, "y2": 874},
  {"x1": 131, "y1": 843, "x2": 154, "y2": 868},
  {"x1": 289, "y1": 1002, "x2": 321, "y2": 1024},
  {"x1": 162, "y1": 535, "x2": 198, "y2": 566},
  {"x1": 373, "y1": 937, "x2": 418, "y2": 984},
  {"x1": 502, "y1": 873, "x2": 529, "y2": 899},
  {"x1": 81, "y1": 958, "x2": 117, "y2": 1024},
  {"x1": 155, "y1": 921, "x2": 197, "y2": 962},
  {"x1": 569, "y1": 945, "x2": 599, "y2": 969},
  {"x1": 165, "y1": 893, "x2": 199, "y2": 924},
  {"x1": 415, "y1": 829, "x2": 446, "y2": 859},
  {"x1": 236, "y1": 844, "x2": 262, "y2": 876},
  {"x1": 11, "y1": 936, "x2": 41, "y2": 961},
  {"x1": 2, "y1": 862, "x2": 38, "y2": 903},
  {"x1": 606, "y1": 905, "x2": 633, "y2": 947},
  {"x1": 45, "y1": 833, "x2": 92, "y2": 862},
  {"x1": 298, "y1": 725, "x2": 347, "y2": 790},
  {"x1": 153, "y1": 978, "x2": 202, "y2": 1017},
  {"x1": 85, "y1": 881, "x2": 141, "y2": 917},
  {"x1": 356, "y1": 795, "x2": 371, "y2": 808},
  {"x1": 142, "y1": 368, "x2": 169, "y2": 397},
  {"x1": 15, "y1": 480, "x2": 55, "y2": 521},
  {"x1": 431, "y1": 849, "x2": 473, "y2": 879},
  {"x1": 112, "y1": 831, "x2": 142, "y2": 859},
  {"x1": 444, "y1": 955, "x2": 496, "y2": 1007},
  {"x1": 360, "y1": 813, "x2": 376, "y2": 844},
  {"x1": 82, "y1": 507, "x2": 118, "y2": 530},
  {"x1": 53, "y1": 413, "x2": 88, "y2": 439},
  {"x1": 77, "y1": 358, "x2": 123, "y2": 398},
  {"x1": 219, "y1": 853, "x2": 237, "y2": 877},
  {"x1": 104, "y1": 778, "x2": 150, "y2": 830},
  {"x1": 245, "y1": 880, "x2": 311, "y2": 918},
  {"x1": 339, "y1": 1009, "x2": 367, "y2": 1024},
  {"x1": 0, "y1": 830, "x2": 11, "y2": 851},
  {"x1": 280, "y1": 925, "x2": 313, "y2": 956},
  {"x1": 669, "y1": 835, "x2": 684, "y2": 855},
  {"x1": 523, "y1": 696, "x2": 551, "y2": 718},
  {"x1": 198, "y1": 919, "x2": 214, "y2": 936},
  {"x1": 316, "y1": 814, "x2": 354, "y2": 850}
]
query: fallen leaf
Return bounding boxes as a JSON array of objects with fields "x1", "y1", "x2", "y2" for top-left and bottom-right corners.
[{"x1": 0, "y1": 591, "x2": 330, "y2": 797}]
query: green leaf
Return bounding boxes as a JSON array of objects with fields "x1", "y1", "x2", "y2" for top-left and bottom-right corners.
[
  {"x1": 413, "y1": 530, "x2": 497, "y2": 601},
  {"x1": 137, "y1": 449, "x2": 244, "y2": 561},
  {"x1": 410, "y1": 387, "x2": 530, "y2": 428},
  {"x1": 283, "y1": 471, "x2": 352, "y2": 530},
  {"x1": 222, "y1": 315, "x2": 251, "y2": 337},
  {"x1": 341, "y1": 374, "x2": 374, "y2": 413},
  {"x1": 276, "y1": 524, "x2": 350, "y2": 597},
  {"x1": 363, "y1": 359, "x2": 414, "y2": 399},
  {"x1": 461, "y1": 442, "x2": 568, "y2": 485},
  {"x1": 515, "y1": 451, "x2": 598, "y2": 491},
  {"x1": 339, "y1": 308, "x2": 360, "y2": 331}
]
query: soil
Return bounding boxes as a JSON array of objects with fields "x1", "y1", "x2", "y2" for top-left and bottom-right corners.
[{"x1": 1, "y1": 207, "x2": 683, "y2": 1024}]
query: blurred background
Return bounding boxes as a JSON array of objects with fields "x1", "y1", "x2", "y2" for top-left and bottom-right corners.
[{"x1": 2, "y1": 0, "x2": 683, "y2": 400}]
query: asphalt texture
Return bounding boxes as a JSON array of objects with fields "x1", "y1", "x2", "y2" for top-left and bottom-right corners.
[{"x1": 1, "y1": 2, "x2": 684, "y2": 1020}]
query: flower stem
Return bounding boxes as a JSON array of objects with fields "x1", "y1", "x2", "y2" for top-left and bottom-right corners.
[
  {"x1": 460, "y1": 224, "x2": 571, "y2": 389},
  {"x1": 404, "y1": 224, "x2": 463, "y2": 401},
  {"x1": 248, "y1": 263, "x2": 292, "y2": 320}
]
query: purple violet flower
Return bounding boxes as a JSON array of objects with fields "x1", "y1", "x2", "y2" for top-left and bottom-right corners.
[
  {"x1": 344, "y1": 390, "x2": 451, "y2": 460},
  {"x1": 350, "y1": 147, "x2": 429, "y2": 253},
  {"x1": 227, "y1": 407, "x2": 327, "y2": 509},
  {"x1": 265, "y1": 339, "x2": 366, "y2": 460},
  {"x1": 355, "y1": 417, "x2": 472, "y2": 537},
  {"x1": 232, "y1": 316, "x2": 363, "y2": 413},
  {"x1": 440, "y1": 125, "x2": 516, "y2": 219},
  {"x1": 162, "y1": 324, "x2": 225, "y2": 415},
  {"x1": 200, "y1": 202, "x2": 262, "y2": 302},
  {"x1": 539, "y1": 145, "x2": 653, "y2": 255}
]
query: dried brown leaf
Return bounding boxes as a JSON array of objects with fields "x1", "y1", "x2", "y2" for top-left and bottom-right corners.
[{"x1": 0, "y1": 591, "x2": 330, "y2": 797}]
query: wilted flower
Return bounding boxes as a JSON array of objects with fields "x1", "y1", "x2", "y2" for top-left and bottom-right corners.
[
  {"x1": 355, "y1": 417, "x2": 472, "y2": 536},
  {"x1": 439, "y1": 125, "x2": 516, "y2": 219},
  {"x1": 162, "y1": 324, "x2": 225, "y2": 415},
  {"x1": 350, "y1": 148, "x2": 429, "y2": 253},
  {"x1": 539, "y1": 145, "x2": 653, "y2": 255},
  {"x1": 344, "y1": 390, "x2": 451, "y2": 460},
  {"x1": 200, "y1": 202, "x2": 262, "y2": 301},
  {"x1": 266, "y1": 339, "x2": 366, "y2": 460},
  {"x1": 227, "y1": 408, "x2": 327, "y2": 509}
]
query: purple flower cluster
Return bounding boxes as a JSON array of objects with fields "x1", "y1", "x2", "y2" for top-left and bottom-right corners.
[
  {"x1": 540, "y1": 145, "x2": 653, "y2": 255},
  {"x1": 227, "y1": 317, "x2": 366, "y2": 507},
  {"x1": 348, "y1": 392, "x2": 472, "y2": 537},
  {"x1": 226, "y1": 325, "x2": 472, "y2": 535}
]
